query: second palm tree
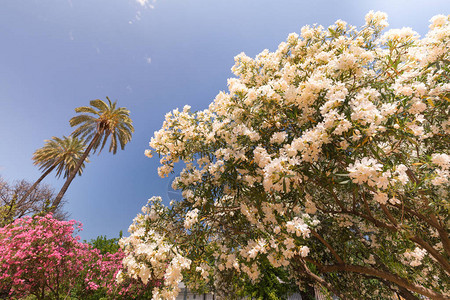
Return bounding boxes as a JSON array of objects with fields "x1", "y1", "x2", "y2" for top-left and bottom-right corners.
[{"x1": 20, "y1": 136, "x2": 88, "y2": 208}]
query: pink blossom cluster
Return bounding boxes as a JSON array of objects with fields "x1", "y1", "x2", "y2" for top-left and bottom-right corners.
[{"x1": 0, "y1": 214, "x2": 148, "y2": 299}]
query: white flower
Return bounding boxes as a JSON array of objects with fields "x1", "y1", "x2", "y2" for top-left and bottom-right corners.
[
  {"x1": 431, "y1": 169, "x2": 449, "y2": 186},
  {"x1": 403, "y1": 247, "x2": 427, "y2": 267},
  {"x1": 373, "y1": 191, "x2": 388, "y2": 205},
  {"x1": 389, "y1": 197, "x2": 400, "y2": 205},
  {"x1": 305, "y1": 199, "x2": 317, "y2": 214},
  {"x1": 284, "y1": 237, "x2": 296, "y2": 250},
  {"x1": 381, "y1": 27, "x2": 419, "y2": 43},
  {"x1": 394, "y1": 164, "x2": 409, "y2": 185},
  {"x1": 253, "y1": 146, "x2": 272, "y2": 168},
  {"x1": 431, "y1": 153, "x2": 450, "y2": 170},
  {"x1": 298, "y1": 246, "x2": 310, "y2": 257},
  {"x1": 144, "y1": 149, "x2": 153, "y2": 158},
  {"x1": 429, "y1": 15, "x2": 447, "y2": 29},
  {"x1": 377, "y1": 171, "x2": 391, "y2": 189},
  {"x1": 286, "y1": 217, "x2": 310, "y2": 238},
  {"x1": 347, "y1": 157, "x2": 382, "y2": 186},
  {"x1": 380, "y1": 103, "x2": 398, "y2": 117},
  {"x1": 408, "y1": 124, "x2": 424, "y2": 136},
  {"x1": 116, "y1": 270, "x2": 124, "y2": 284},
  {"x1": 365, "y1": 11, "x2": 389, "y2": 30},
  {"x1": 270, "y1": 131, "x2": 287, "y2": 144},
  {"x1": 184, "y1": 208, "x2": 199, "y2": 229},
  {"x1": 139, "y1": 264, "x2": 151, "y2": 284}
]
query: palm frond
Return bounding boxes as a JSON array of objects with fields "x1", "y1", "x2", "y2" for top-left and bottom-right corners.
[
  {"x1": 90, "y1": 99, "x2": 109, "y2": 112},
  {"x1": 71, "y1": 97, "x2": 133, "y2": 155},
  {"x1": 74, "y1": 106, "x2": 98, "y2": 115},
  {"x1": 32, "y1": 136, "x2": 88, "y2": 179},
  {"x1": 99, "y1": 133, "x2": 109, "y2": 154},
  {"x1": 109, "y1": 133, "x2": 117, "y2": 154},
  {"x1": 70, "y1": 115, "x2": 96, "y2": 127},
  {"x1": 72, "y1": 123, "x2": 96, "y2": 140}
]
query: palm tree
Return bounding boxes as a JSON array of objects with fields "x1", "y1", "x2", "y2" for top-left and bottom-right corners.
[
  {"x1": 51, "y1": 97, "x2": 134, "y2": 212},
  {"x1": 20, "y1": 136, "x2": 88, "y2": 206}
]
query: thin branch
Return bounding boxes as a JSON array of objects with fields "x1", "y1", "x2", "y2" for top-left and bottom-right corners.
[
  {"x1": 391, "y1": 203, "x2": 440, "y2": 229},
  {"x1": 303, "y1": 258, "x2": 446, "y2": 300},
  {"x1": 410, "y1": 235, "x2": 450, "y2": 275},
  {"x1": 391, "y1": 202, "x2": 450, "y2": 255},
  {"x1": 361, "y1": 192, "x2": 373, "y2": 218},
  {"x1": 380, "y1": 204, "x2": 398, "y2": 227},
  {"x1": 310, "y1": 229, "x2": 344, "y2": 264},
  {"x1": 295, "y1": 257, "x2": 345, "y2": 299},
  {"x1": 318, "y1": 203, "x2": 450, "y2": 276},
  {"x1": 328, "y1": 186, "x2": 346, "y2": 211},
  {"x1": 405, "y1": 168, "x2": 443, "y2": 230}
]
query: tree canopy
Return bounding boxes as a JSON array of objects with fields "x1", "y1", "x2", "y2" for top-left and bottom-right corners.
[
  {"x1": 32, "y1": 135, "x2": 88, "y2": 179},
  {"x1": 0, "y1": 176, "x2": 67, "y2": 226},
  {"x1": 120, "y1": 12, "x2": 449, "y2": 299}
]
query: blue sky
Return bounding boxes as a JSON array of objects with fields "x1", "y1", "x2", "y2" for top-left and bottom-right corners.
[{"x1": 1, "y1": 0, "x2": 448, "y2": 241}]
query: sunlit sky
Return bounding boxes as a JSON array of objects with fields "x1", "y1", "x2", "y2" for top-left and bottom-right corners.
[{"x1": 1, "y1": 0, "x2": 448, "y2": 241}]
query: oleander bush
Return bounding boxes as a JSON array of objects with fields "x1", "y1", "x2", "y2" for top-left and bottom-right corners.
[
  {"x1": 120, "y1": 12, "x2": 449, "y2": 300},
  {"x1": 0, "y1": 214, "x2": 150, "y2": 300}
]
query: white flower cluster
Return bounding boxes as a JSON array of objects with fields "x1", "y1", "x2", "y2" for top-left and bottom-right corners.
[
  {"x1": 347, "y1": 157, "x2": 383, "y2": 187},
  {"x1": 118, "y1": 197, "x2": 191, "y2": 300},
  {"x1": 195, "y1": 262, "x2": 211, "y2": 281},
  {"x1": 402, "y1": 247, "x2": 427, "y2": 267},
  {"x1": 184, "y1": 208, "x2": 199, "y2": 229},
  {"x1": 431, "y1": 153, "x2": 450, "y2": 186},
  {"x1": 286, "y1": 217, "x2": 311, "y2": 238}
]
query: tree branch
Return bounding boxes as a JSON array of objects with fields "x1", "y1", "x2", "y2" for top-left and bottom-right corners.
[
  {"x1": 295, "y1": 257, "x2": 345, "y2": 299},
  {"x1": 310, "y1": 229, "x2": 344, "y2": 264},
  {"x1": 380, "y1": 204, "x2": 398, "y2": 227},
  {"x1": 410, "y1": 235, "x2": 450, "y2": 275},
  {"x1": 303, "y1": 258, "x2": 446, "y2": 300}
]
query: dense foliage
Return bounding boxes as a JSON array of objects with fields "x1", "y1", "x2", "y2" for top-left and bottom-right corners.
[
  {"x1": 0, "y1": 215, "x2": 149, "y2": 299},
  {"x1": 88, "y1": 233, "x2": 122, "y2": 255},
  {"x1": 120, "y1": 12, "x2": 450, "y2": 300}
]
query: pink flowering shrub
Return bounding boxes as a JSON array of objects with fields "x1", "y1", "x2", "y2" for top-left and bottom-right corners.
[
  {"x1": 0, "y1": 214, "x2": 84, "y2": 299},
  {"x1": 0, "y1": 214, "x2": 149, "y2": 299}
]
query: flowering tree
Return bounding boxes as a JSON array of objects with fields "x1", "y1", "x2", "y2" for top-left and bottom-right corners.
[
  {"x1": 0, "y1": 214, "x2": 87, "y2": 299},
  {"x1": 117, "y1": 206, "x2": 192, "y2": 299},
  {"x1": 122, "y1": 12, "x2": 449, "y2": 299},
  {"x1": 0, "y1": 214, "x2": 149, "y2": 299}
]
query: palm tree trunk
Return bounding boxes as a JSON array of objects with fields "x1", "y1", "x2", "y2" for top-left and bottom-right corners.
[
  {"x1": 19, "y1": 165, "x2": 56, "y2": 205},
  {"x1": 50, "y1": 133, "x2": 101, "y2": 213}
]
